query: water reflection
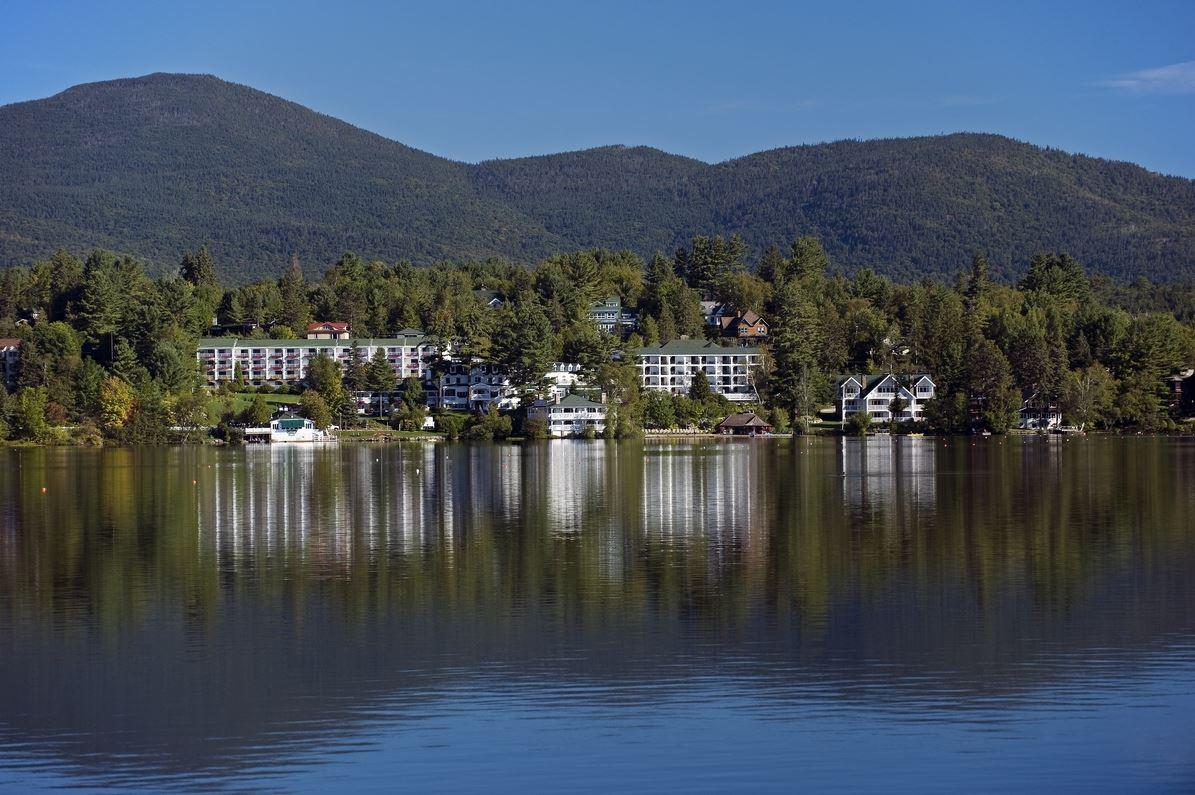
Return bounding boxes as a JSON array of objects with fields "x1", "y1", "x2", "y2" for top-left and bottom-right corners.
[{"x1": 1, "y1": 437, "x2": 1194, "y2": 791}]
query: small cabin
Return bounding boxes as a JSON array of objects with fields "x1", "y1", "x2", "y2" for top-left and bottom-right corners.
[{"x1": 716, "y1": 412, "x2": 774, "y2": 436}]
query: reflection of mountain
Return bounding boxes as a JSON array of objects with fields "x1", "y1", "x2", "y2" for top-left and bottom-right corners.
[{"x1": 0, "y1": 439, "x2": 1194, "y2": 784}]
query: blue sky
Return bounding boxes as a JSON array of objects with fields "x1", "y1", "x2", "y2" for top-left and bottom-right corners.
[{"x1": 3, "y1": 0, "x2": 1194, "y2": 175}]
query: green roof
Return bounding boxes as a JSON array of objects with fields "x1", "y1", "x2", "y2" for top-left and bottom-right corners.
[
  {"x1": 634, "y1": 340, "x2": 759, "y2": 356},
  {"x1": 198, "y1": 335, "x2": 427, "y2": 349},
  {"x1": 553, "y1": 393, "x2": 606, "y2": 409}
]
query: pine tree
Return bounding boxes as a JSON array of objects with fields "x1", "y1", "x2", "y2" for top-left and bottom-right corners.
[
  {"x1": 278, "y1": 255, "x2": 312, "y2": 332},
  {"x1": 179, "y1": 246, "x2": 217, "y2": 287},
  {"x1": 110, "y1": 338, "x2": 143, "y2": 384},
  {"x1": 768, "y1": 279, "x2": 827, "y2": 431},
  {"x1": 343, "y1": 345, "x2": 367, "y2": 391},
  {"x1": 789, "y1": 237, "x2": 830, "y2": 281},
  {"x1": 366, "y1": 348, "x2": 397, "y2": 392}
]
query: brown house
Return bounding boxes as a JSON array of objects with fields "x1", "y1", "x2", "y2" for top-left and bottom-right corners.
[
  {"x1": 719, "y1": 310, "x2": 769, "y2": 340},
  {"x1": 305, "y1": 321, "x2": 350, "y2": 340},
  {"x1": 716, "y1": 412, "x2": 774, "y2": 435}
]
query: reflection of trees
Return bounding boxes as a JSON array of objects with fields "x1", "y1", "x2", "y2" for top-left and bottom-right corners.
[
  {"x1": 2, "y1": 439, "x2": 1194, "y2": 641},
  {"x1": 1, "y1": 439, "x2": 1194, "y2": 779}
]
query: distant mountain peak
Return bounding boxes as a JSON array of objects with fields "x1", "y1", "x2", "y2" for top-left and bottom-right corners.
[{"x1": 1, "y1": 73, "x2": 1193, "y2": 283}]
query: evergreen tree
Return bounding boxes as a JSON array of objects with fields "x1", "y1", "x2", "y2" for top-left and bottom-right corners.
[
  {"x1": 300, "y1": 390, "x2": 333, "y2": 429},
  {"x1": 110, "y1": 338, "x2": 144, "y2": 384},
  {"x1": 278, "y1": 255, "x2": 312, "y2": 332},
  {"x1": 179, "y1": 246, "x2": 217, "y2": 287},
  {"x1": 366, "y1": 348, "x2": 398, "y2": 392},
  {"x1": 789, "y1": 237, "x2": 830, "y2": 281},
  {"x1": 343, "y1": 345, "x2": 367, "y2": 391},
  {"x1": 689, "y1": 369, "x2": 712, "y2": 401},
  {"x1": 768, "y1": 279, "x2": 828, "y2": 431}
]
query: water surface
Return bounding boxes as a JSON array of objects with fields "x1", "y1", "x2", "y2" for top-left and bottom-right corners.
[{"x1": 1, "y1": 437, "x2": 1194, "y2": 792}]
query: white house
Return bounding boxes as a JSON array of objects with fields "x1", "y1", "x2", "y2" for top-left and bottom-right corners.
[
  {"x1": 634, "y1": 340, "x2": 761, "y2": 402},
  {"x1": 0, "y1": 338, "x2": 19, "y2": 389},
  {"x1": 1019, "y1": 391, "x2": 1063, "y2": 430},
  {"x1": 427, "y1": 363, "x2": 520, "y2": 413},
  {"x1": 542, "y1": 362, "x2": 585, "y2": 401},
  {"x1": 196, "y1": 332, "x2": 433, "y2": 387},
  {"x1": 526, "y1": 394, "x2": 608, "y2": 437},
  {"x1": 836, "y1": 374, "x2": 935, "y2": 423},
  {"x1": 245, "y1": 414, "x2": 334, "y2": 443}
]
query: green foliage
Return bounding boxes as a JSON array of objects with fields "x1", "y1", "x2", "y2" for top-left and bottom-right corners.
[
  {"x1": 846, "y1": 411, "x2": 871, "y2": 435},
  {"x1": 8, "y1": 387, "x2": 51, "y2": 442},
  {"x1": 98, "y1": 377, "x2": 135, "y2": 433},
  {"x1": 434, "y1": 413, "x2": 468, "y2": 439},
  {"x1": 299, "y1": 390, "x2": 332, "y2": 430},
  {"x1": 2, "y1": 74, "x2": 1194, "y2": 284},
  {"x1": 245, "y1": 394, "x2": 273, "y2": 426},
  {"x1": 305, "y1": 353, "x2": 344, "y2": 405}
]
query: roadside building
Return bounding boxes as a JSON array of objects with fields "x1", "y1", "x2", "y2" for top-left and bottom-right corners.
[
  {"x1": 526, "y1": 393, "x2": 608, "y2": 437},
  {"x1": 196, "y1": 333, "x2": 432, "y2": 387},
  {"x1": 305, "y1": 321, "x2": 350, "y2": 340},
  {"x1": 0, "y1": 338, "x2": 20, "y2": 389},
  {"x1": 634, "y1": 340, "x2": 761, "y2": 402},
  {"x1": 836, "y1": 373, "x2": 935, "y2": 423},
  {"x1": 716, "y1": 412, "x2": 774, "y2": 435}
]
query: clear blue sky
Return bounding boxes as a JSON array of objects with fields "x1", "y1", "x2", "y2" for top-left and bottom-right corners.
[{"x1": 4, "y1": 0, "x2": 1194, "y2": 175}]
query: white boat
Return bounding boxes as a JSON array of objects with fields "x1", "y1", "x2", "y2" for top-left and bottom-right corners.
[{"x1": 246, "y1": 415, "x2": 335, "y2": 443}]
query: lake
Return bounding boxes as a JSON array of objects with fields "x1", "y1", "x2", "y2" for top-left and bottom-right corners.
[{"x1": 1, "y1": 437, "x2": 1194, "y2": 792}]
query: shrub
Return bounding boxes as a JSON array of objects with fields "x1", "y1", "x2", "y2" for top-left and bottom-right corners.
[{"x1": 846, "y1": 411, "x2": 872, "y2": 435}]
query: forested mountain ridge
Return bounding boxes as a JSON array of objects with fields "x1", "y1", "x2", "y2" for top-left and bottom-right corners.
[{"x1": 2, "y1": 73, "x2": 1194, "y2": 283}]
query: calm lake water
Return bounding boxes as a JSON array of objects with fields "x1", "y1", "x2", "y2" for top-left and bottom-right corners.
[{"x1": 1, "y1": 437, "x2": 1194, "y2": 792}]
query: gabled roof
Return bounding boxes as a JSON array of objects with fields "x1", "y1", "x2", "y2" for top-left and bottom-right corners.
[
  {"x1": 198, "y1": 334, "x2": 428, "y2": 349},
  {"x1": 306, "y1": 321, "x2": 349, "y2": 332},
  {"x1": 555, "y1": 393, "x2": 606, "y2": 409},
  {"x1": 0, "y1": 338, "x2": 21, "y2": 348},
  {"x1": 738, "y1": 310, "x2": 764, "y2": 325},
  {"x1": 473, "y1": 289, "x2": 504, "y2": 305},
  {"x1": 530, "y1": 393, "x2": 605, "y2": 410},
  {"x1": 717, "y1": 411, "x2": 771, "y2": 428},
  {"x1": 836, "y1": 373, "x2": 933, "y2": 400},
  {"x1": 635, "y1": 340, "x2": 759, "y2": 356}
]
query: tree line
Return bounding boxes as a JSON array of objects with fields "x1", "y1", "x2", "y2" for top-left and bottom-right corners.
[{"x1": 0, "y1": 236, "x2": 1193, "y2": 443}]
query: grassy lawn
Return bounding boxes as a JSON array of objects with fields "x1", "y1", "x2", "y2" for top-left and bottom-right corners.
[{"x1": 205, "y1": 392, "x2": 302, "y2": 424}]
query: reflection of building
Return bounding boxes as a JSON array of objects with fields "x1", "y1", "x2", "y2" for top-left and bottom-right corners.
[
  {"x1": 838, "y1": 436, "x2": 937, "y2": 513},
  {"x1": 635, "y1": 341, "x2": 761, "y2": 402},
  {"x1": 640, "y1": 443, "x2": 758, "y2": 550}
]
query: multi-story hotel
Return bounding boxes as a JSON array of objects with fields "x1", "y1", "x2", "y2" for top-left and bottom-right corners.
[
  {"x1": 634, "y1": 340, "x2": 761, "y2": 402},
  {"x1": 196, "y1": 332, "x2": 433, "y2": 386}
]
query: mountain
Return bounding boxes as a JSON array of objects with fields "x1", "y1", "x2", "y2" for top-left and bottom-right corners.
[{"x1": 2, "y1": 73, "x2": 1194, "y2": 283}]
